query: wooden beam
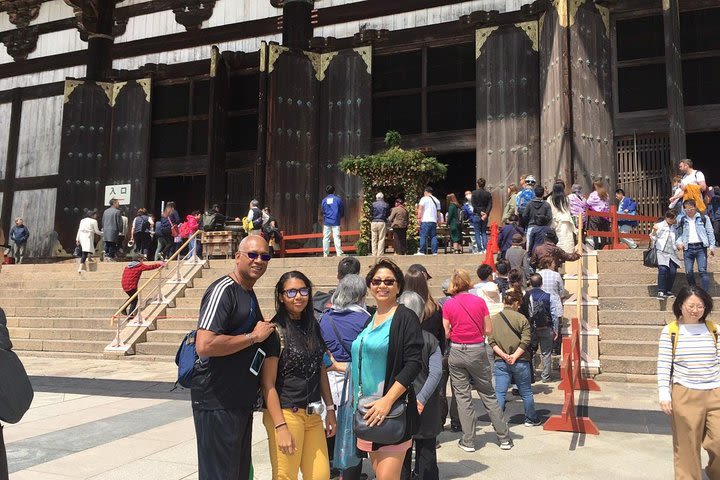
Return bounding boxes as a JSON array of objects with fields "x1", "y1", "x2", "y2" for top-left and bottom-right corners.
[
  {"x1": 663, "y1": 0, "x2": 686, "y2": 164},
  {"x1": 1, "y1": 91, "x2": 22, "y2": 243}
]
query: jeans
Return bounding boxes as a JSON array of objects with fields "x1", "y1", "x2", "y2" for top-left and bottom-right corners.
[
  {"x1": 322, "y1": 225, "x2": 343, "y2": 256},
  {"x1": 11, "y1": 242, "x2": 26, "y2": 264},
  {"x1": 658, "y1": 262, "x2": 678, "y2": 294},
  {"x1": 448, "y1": 344, "x2": 510, "y2": 446},
  {"x1": 104, "y1": 241, "x2": 118, "y2": 259},
  {"x1": 714, "y1": 220, "x2": 720, "y2": 247},
  {"x1": 494, "y1": 360, "x2": 538, "y2": 423},
  {"x1": 471, "y1": 215, "x2": 487, "y2": 251},
  {"x1": 133, "y1": 232, "x2": 151, "y2": 257},
  {"x1": 619, "y1": 224, "x2": 637, "y2": 249},
  {"x1": 419, "y1": 222, "x2": 438, "y2": 254},
  {"x1": 401, "y1": 438, "x2": 439, "y2": 480},
  {"x1": 684, "y1": 244, "x2": 710, "y2": 292},
  {"x1": 155, "y1": 236, "x2": 172, "y2": 260},
  {"x1": 370, "y1": 221, "x2": 387, "y2": 256},
  {"x1": 531, "y1": 328, "x2": 554, "y2": 382}
]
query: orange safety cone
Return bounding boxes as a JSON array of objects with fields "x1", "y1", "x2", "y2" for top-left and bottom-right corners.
[{"x1": 482, "y1": 222, "x2": 499, "y2": 271}]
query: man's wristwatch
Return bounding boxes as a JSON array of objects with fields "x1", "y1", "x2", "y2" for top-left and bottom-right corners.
[
  {"x1": 245, "y1": 333, "x2": 255, "y2": 345},
  {"x1": 326, "y1": 404, "x2": 337, "y2": 412}
]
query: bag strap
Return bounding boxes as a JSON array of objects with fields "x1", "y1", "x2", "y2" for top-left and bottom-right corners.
[
  {"x1": 327, "y1": 315, "x2": 352, "y2": 357},
  {"x1": 456, "y1": 295, "x2": 484, "y2": 338},
  {"x1": 498, "y1": 312, "x2": 522, "y2": 340}
]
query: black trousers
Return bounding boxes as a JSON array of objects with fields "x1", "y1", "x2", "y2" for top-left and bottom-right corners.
[
  {"x1": 441, "y1": 352, "x2": 460, "y2": 428},
  {"x1": 124, "y1": 289, "x2": 137, "y2": 316},
  {"x1": 401, "y1": 438, "x2": 439, "y2": 480},
  {"x1": 0, "y1": 425, "x2": 7, "y2": 480},
  {"x1": 193, "y1": 408, "x2": 253, "y2": 480},
  {"x1": 393, "y1": 228, "x2": 408, "y2": 255}
]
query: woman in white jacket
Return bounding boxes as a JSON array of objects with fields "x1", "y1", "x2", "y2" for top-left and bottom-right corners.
[
  {"x1": 650, "y1": 210, "x2": 681, "y2": 299},
  {"x1": 548, "y1": 183, "x2": 576, "y2": 253},
  {"x1": 76, "y1": 210, "x2": 102, "y2": 273}
]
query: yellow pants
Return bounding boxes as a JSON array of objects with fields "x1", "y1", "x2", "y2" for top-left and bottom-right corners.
[{"x1": 263, "y1": 409, "x2": 330, "y2": 480}]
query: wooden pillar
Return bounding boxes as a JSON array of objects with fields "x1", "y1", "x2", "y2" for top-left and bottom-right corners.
[
  {"x1": 0, "y1": 91, "x2": 22, "y2": 240},
  {"x1": 207, "y1": 46, "x2": 228, "y2": 210},
  {"x1": 282, "y1": 0, "x2": 314, "y2": 49},
  {"x1": 86, "y1": 0, "x2": 115, "y2": 81},
  {"x1": 255, "y1": 42, "x2": 269, "y2": 204},
  {"x1": 663, "y1": 0, "x2": 686, "y2": 164}
]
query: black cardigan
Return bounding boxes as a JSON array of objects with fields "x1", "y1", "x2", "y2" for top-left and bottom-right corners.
[{"x1": 372, "y1": 304, "x2": 425, "y2": 448}]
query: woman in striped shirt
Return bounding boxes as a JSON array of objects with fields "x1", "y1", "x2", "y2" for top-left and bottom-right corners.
[{"x1": 657, "y1": 286, "x2": 720, "y2": 479}]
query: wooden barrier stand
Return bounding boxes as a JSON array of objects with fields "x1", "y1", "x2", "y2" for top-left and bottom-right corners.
[
  {"x1": 279, "y1": 230, "x2": 360, "y2": 257},
  {"x1": 585, "y1": 205, "x2": 658, "y2": 249}
]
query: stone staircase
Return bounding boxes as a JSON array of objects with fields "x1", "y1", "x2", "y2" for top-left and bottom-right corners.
[
  {"x1": 597, "y1": 249, "x2": 720, "y2": 382},
  {"x1": 0, "y1": 262, "x2": 129, "y2": 357}
]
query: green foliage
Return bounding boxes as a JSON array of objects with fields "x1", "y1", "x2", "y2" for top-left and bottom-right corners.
[{"x1": 340, "y1": 133, "x2": 447, "y2": 255}]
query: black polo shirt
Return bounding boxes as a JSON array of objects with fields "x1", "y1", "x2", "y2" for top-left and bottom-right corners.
[{"x1": 191, "y1": 275, "x2": 270, "y2": 411}]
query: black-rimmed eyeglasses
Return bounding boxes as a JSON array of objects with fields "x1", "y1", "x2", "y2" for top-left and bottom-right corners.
[
  {"x1": 240, "y1": 251, "x2": 272, "y2": 262},
  {"x1": 283, "y1": 288, "x2": 310, "y2": 298}
]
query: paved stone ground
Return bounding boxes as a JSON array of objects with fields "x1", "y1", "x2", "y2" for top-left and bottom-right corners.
[{"x1": 4, "y1": 356, "x2": 684, "y2": 479}]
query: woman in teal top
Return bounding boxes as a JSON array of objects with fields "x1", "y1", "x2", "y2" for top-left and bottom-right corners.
[
  {"x1": 446, "y1": 193, "x2": 463, "y2": 254},
  {"x1": 349, "y1": 258, "x2": 424, "y2": 480}
]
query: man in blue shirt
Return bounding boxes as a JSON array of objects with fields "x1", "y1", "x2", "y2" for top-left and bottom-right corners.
[
  {"x1": 615, "y1": 188, "x2": 638, "y2": 249},
  {"x1": 321, "y1": 185, "x2": 344, "y2": 257},
  {"x1": 370, "y1": 192, "x2": 390, "y2": 256}
]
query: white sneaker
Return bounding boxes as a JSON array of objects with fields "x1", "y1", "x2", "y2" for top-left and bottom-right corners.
[{"x1": 414, "y1": 252, "x2": 425, "y2": 256}]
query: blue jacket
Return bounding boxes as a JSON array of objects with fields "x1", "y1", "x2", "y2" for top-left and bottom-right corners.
[
  {"x1": 516, "y1": 188, "x2": 535, "y2": 212},
  {"x1": 371, "y1": 200, "x2": 390, "y2": 222},
  {"x1": 677, "y1": 213, "x2": 716, "y2": 249},
  {"x1": 498, "y1": 224, "x2": 524, "y2": 253},
  {"x1": 9, "y1": 225, "x2": 29, "y2": 244},
  {"x1": 321, "y1": 194, "x2": 344, "y2": 226},
  {"x1": 710, "y1": 194, "x2": 720, "y2": 222},
  {"x1": 618, "y1": 196, "x2": 638, "y2": 227}
]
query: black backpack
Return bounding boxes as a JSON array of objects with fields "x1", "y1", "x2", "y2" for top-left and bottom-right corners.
[{"x1": 529, "y1": 290, "x2": 553, "y2": 329}]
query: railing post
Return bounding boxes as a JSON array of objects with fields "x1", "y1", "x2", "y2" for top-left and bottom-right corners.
[
  {"x1": 152, "y1": 264, "x2": 166, "y2": 304},
  {"x1": 128, "y1": 290, "x2": 144, "y2": 326}
]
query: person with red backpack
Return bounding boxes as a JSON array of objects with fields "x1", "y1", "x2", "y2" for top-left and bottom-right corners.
[{"x1": 519, "y1": 274, "x2": 562, "y2": 383}]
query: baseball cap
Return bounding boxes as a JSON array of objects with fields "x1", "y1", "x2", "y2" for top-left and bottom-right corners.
[
  {"x1": 525, "y1": 175, "x2": 537, "y2": 184},
  {"x1": 408, "y1": 264, "x2": 432, "y2": 279}
]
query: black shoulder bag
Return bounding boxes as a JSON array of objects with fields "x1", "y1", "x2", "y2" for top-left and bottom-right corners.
[{"x1": 353, "y1": 336, "x2": 407, "y2": 444}]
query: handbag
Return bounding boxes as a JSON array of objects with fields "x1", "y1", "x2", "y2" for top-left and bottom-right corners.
[
  {"x1": 333, "y1": 367, "x2": 361, "y2": 470},
  {"x1": 73, "y1": 244, "x2": 82, "y2": 257},
  {"x1": 643, "y1": 241, "x2": 658, "y2": 268},
  {"x1": 353, "y1": 337, "x2": 407, "y2": 444}
]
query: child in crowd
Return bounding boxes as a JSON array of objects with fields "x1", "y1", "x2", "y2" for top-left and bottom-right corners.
[{"x1": 494, "y1": 260, "x2": 511, "y2": 298}]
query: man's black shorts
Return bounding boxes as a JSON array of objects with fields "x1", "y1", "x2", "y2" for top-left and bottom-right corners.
[{"x1": 193, "y1": 407, "x2": 253, "y2": 480}]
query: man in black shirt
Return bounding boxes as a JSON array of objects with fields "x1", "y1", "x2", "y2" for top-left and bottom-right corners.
[
  {"x1": 471, "y1": 177, "x2": 493, "y2": 253},
  {"x1": 192, "y1": 235, "x2": 276, "y2": 480}
]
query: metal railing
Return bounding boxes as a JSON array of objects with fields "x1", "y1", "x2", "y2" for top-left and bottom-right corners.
[{"x1": 108, "y1": 230, "x2": 203, "y2": 349}]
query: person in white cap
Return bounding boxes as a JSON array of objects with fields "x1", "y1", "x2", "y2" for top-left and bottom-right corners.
[{"x1": 515, "y1": 175, "x2": 537, "y2": 220}]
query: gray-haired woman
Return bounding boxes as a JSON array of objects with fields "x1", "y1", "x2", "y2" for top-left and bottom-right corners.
[
  {"x1": 398, "y1": 291, "x2": 443, "y2": 480},
  {"x1": 319, "y1": 274, "x2": 370, "y2": 480}
]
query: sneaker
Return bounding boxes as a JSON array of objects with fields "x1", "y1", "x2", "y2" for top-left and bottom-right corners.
[
  {"x1": 665, "y1": 291, "x2": 675, "y2": 298},
  {"x1": 511, "y1": 388, "x2": 520, "y2": 396},
  {"x1": 458, "y1": 440, "x2": 475, "y2": 452},
  {"x1": 500, "y1": 440, "x2": 514, "y2": 450},
  {"x1": 414, "y1": 252, "x2": 425, "y2": 256},
  {"x1": 524, "y1": 418, "x2": 542, "y2": 427},
  {"x1": 657, "y1": 291, "x2": 667, "y2": 300},
  {"x1": 450, "y1": 424, "x2": 462, "y2": 433}
]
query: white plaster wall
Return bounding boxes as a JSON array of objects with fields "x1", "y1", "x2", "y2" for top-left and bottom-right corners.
[
  {"x1": 30, "y1": 0, "x2": 75, "y2": 26},
  {"x1": 0, "y1": 102, "x2": 12, "y2": 180},
  {"x1": 116, "y1": 0, "x2": 153, "y2": 6},
  {"x1": 11, "y1": 188, "x2": 58, "y2": 257},
  {"x1": 0, "y1": 66, "x2": 86, "y2": 91},
  {"x1": 16, "y1": 96, "x2": 63, "y2": 179},
  {"x1": 112, "y1": 34, "x2": 281, "y2": 71},
  {"x1": 0, "y1": 12, "x2": 11, "y2": 32},
  {"x1": 115, "y1": 10, "x2": 185, "y2": 43},
  {"x1": 28, "y1": 29, "x2": 85, "y2": 59}
]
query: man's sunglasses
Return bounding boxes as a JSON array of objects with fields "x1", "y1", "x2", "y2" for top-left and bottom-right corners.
[
  {"x1": 240, "y1": 251, "x2": 272, "y2": 262},
  {"x1": 371, "y1": 278, "x2": 396, "y2": 286},
  {"x1": 283, "y1": 288, "x2": 310, "y2": 298}
]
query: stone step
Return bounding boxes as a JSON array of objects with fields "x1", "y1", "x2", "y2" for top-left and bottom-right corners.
[
  {"x1": 600, "y1": 272, "x2": 720, "y2": 286},
  {"x1": 600, "y1": 296, "x2": 720, "y2": 311},
  {"x1": 599, "y1": 355, "x2": 656, "y2": 375},
  {"x1": 597, "y1": 250, "x2": 645, "y2": 263},
  {"x1": 8, "y1": 327, "x2": 116, "y2": 341},
  {"x1": 145, "y1": 330, "x2": 187, "y2": 343},
  {"x1": 134, "y1": 341, "x2": 179, "y2": 357},
  {"x1": 11, "y1": 338, "x2": 109, "y2": 353},
  {"x1": 5, "y1": 317, "x2": 115, "y2": 329},
  {"x1": 597, "y1": 310, "x2": 720, "y2": 325},
  {"x1": 0, "y1": 288, "x2": 127, "y2": 299},
  {"x1": 599, "y1": 283, "x2": 720, "y2": 297},
  {"x1": 600, "y1": 340, "x2": 658, "y2": 357},
  {"x1": 17, "y1": 351, "x2": 107, "y2": 360},
  {"x1": 1, "y1": 263, "x2": 127, "y2": 273},
  {"x1": 0, "y1": 297, "x2": 130, "y2": 308},
  {"x1": 601, "y1": 325, "x2": 666, "y2": 341},
  {"x1": 4, "y1": 306, "x2": 119, "y2": 318},
  {"x1": 595, "y1": 373, "x2": 657, "y2": 384},
  {"x1": 156, "y1": 318, "x2": 197, "y2": 331}
]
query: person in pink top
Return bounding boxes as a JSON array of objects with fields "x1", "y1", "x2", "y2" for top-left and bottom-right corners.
[
  {"x1": 586, "y1": 179, "x2": 611, "y2": 249},
  {"x1": 442, "y1": 269, "x2": 512, "y2": 453},
  {"x1": 179, "y1": 210, "x2": 202, "y2": 258}
]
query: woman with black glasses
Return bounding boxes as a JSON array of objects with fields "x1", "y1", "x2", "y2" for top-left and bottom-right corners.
[
  {"x1": 261, "y1": 271, "x2": 337, "y2": 480},
  {"x1": 351, "y1": 258, "x2": 424, "y2": 480}
]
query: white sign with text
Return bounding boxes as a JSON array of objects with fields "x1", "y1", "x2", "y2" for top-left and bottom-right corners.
[{"x1": 104, "y1": 184, "x2": 131, "y2": 206}]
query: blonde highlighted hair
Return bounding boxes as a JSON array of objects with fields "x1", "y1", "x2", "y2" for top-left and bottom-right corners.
[{"x1": 448, "y1": 269, "x2": 473, "y2": 295}]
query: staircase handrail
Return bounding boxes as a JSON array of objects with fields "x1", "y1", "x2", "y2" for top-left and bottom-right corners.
[{"x1": 109, "y1": 229, "x2": 202, "y2": 326}]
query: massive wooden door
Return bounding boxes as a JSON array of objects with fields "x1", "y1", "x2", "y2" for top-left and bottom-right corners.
[
  {"x1": 476, "y1": 23, "x2": 540, "y2": 224},
  {"x1": 319, "y1": 47, "x2": 372, "y2": 232},
  {"x1": 265, "y1": 45, "x2": 372, "y2": 234},
  {"x1": 107, "y1": 79, "x2": 152, "y2": 218},
  {"x1": 55, "y1": 81, "x2": 112, "y2": 249}
]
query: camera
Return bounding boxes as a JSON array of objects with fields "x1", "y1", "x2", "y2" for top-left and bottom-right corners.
[{"x1": 306, "y1": 401, "x2": 325, "y2": 416}]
